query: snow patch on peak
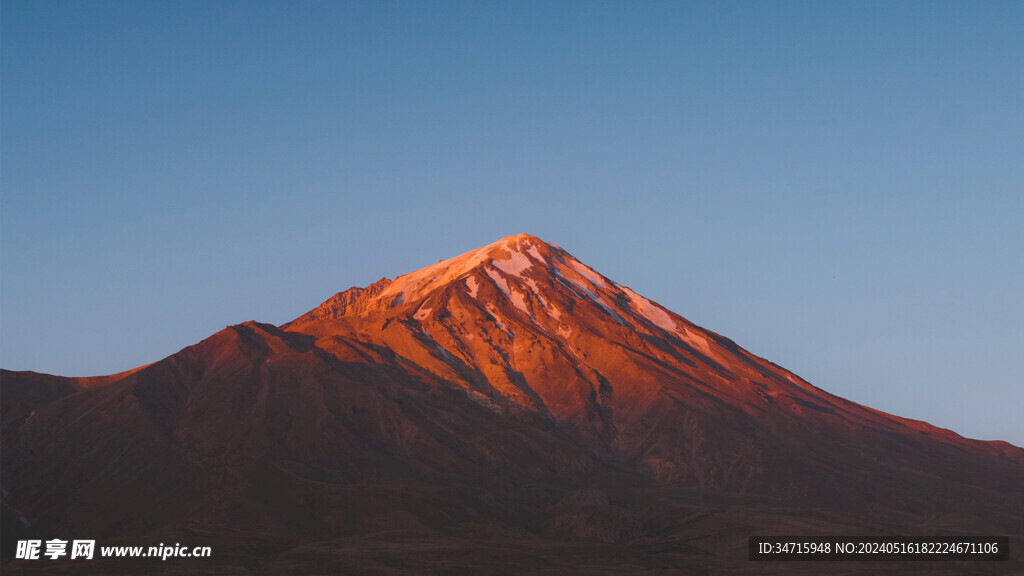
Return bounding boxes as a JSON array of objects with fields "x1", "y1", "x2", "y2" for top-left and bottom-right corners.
[
  {"x1": 349, "y1": 235, "x2": 558, "y2": 313},
  {"x1": 485, "y1": 267, "x2": 511, "y2": 298},
  {"x1": 485, "y1": 267, "x2": 535, "y2": 320},
  {"x1": 464, "y1": 276, "x2": 479, "y2": 298},
  {"x1": 623, "y1": 287, "x2": 678, "y2": 334},
  {"x1": 526, "y1": 245, "x2": 545, "y2": 264},
  {"x1": 508, "y1": 286, "x2": 533, "y2": 320},
  {"x1": 523, "y1": 278, "x2": 548, "y2": 308},
  {"x1": 376, "y1": 244, "x2": 493, "y2": 305},
  {"x1": 492, "y1": 250, "x2": 533, "y2": 276},
  {"x1": 565, "y1": 259, "x2": 610, "y2": 290},
  {"x1": 413, "y1": 304, "x2": 432, "y2": 321},
  {"x1": 485, "y1": 303, "x2": 514, "y2": 338},
  {"x1": 554, "y1": 272, "x2": 627, "y2": 326},
  {"x1": 687, "y1": 332, "x2": 714, "y2": 357}
]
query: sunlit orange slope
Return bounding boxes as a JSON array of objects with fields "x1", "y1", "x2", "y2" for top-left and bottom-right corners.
[{"x1": 285, "y1": 234, "x2": 1022, "y2": 493}]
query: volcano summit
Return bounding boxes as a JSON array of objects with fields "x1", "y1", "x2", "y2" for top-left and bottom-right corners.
[{"x1": 3, "y1": 234, "x2": 1022, "y2": 574}]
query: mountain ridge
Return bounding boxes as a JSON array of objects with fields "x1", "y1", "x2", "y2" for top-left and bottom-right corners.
[
  {"x1": 2, "y1": 233, "x2": 1022, "y2": 574},
  {"x1": 283, "y1": 233, "x2": 1022, "y2": 459}
]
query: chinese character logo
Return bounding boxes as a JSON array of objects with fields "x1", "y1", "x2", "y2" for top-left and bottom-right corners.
[
  {"x1": 44, "y1": 539, "x2": 68, "y2": 560},
  {"x1": 15, "y1": 540, "x2": 41, "y2": 559},
  {"x1": 71, "y1": 540, "x2": 96, "y2": 560}
]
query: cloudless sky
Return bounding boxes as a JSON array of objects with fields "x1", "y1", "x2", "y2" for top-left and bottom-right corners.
[{"x1": 2, "y1": 1, "x2": 1022, "y2": 445}]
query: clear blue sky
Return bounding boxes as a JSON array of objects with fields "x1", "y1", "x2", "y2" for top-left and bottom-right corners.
[{"x1": 2, "y1": 1, "x2": 1022, "y2": 445}]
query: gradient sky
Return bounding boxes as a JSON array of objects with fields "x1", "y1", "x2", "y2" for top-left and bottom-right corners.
[{"x1": 2, "y1": 1, "x2": 1022, "y2": 445}]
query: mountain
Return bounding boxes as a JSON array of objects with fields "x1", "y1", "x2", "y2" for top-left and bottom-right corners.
[{"x1": 3, "y1": 234, "x2": 1022, "y2": 575}]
